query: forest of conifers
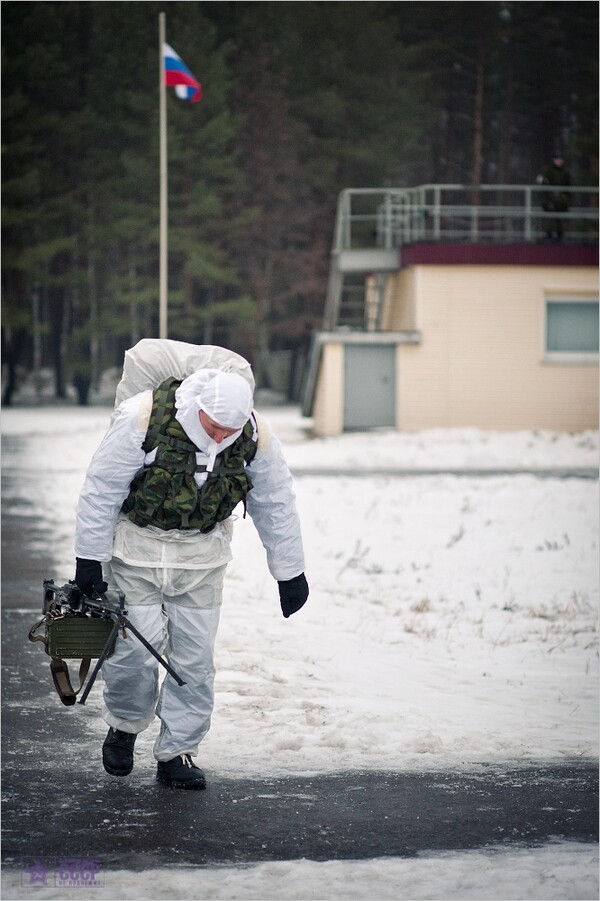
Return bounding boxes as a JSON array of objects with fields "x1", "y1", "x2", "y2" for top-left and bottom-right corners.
[{"x1": 2, "y1": 1, "x2": 598, "y2": 403}]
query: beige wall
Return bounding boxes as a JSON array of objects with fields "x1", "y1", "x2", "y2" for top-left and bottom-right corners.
[
  {"x1": 392, "y1": 265, "x2": 598, "y2": 430},
  {"x1": 382, "y1": 267, "x2": 418, "y2": 331},
  {"x1": 312, "y1": 342, "x2": 345, "y2": 435}
]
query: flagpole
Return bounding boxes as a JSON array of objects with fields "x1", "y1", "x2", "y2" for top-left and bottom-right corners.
[{"x1": 159, "y1": 11, "x2": 168, "y2": 339}]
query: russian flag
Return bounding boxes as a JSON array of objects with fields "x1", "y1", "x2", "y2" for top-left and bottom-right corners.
[{"x1": 163, "y1": 42, "x2": 202, "y2": 103}]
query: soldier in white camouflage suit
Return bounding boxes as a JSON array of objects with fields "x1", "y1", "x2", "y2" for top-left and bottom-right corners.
[{"x1": 74, "y1": 343, "x2": 308, "y2": 789}]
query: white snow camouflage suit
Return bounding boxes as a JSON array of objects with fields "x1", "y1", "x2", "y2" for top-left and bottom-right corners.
[{"x1": 75, "y1": 348, "x2": 305, "y2": 761}]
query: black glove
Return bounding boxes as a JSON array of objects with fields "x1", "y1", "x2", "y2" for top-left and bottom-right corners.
[
  {"x1": 75, "y1": 558, "x2": 107, "y2": 597},
  {"x1": 278, "y1": 573, "x2": 309, "y2": 619}
]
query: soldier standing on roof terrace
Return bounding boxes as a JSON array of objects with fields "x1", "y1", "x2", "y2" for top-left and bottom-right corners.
[
  {"x1": 73, "y1": 346, "x2": 308, "y2": 790},
  {"x1": 536, "y1": 150, "x2": 572, "y2": 241}
]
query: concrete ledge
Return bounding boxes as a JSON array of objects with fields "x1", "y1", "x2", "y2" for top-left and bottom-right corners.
[{"x1": 337, "y1": 248, "x2": 400, "y2": 272}]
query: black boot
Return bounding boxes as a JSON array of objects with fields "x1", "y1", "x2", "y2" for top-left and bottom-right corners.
[
  {"x1": 156, "y1": 754, "x2": 206, "y2": 790},
  {"x1": 102, "y1": 727, "x2": 137, "y2": 776}
]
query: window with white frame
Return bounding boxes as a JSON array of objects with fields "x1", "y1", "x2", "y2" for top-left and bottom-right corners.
[{"x1": 544, "y1": 297, "x2": 599, "y2": 362}]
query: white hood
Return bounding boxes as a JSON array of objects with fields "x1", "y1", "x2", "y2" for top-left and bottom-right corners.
[{"x1": 174, "y1": 370, "x2": 254, "y2": 478}]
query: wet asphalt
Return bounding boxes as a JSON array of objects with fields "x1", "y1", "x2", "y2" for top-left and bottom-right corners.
[{"x1": 1, "y1": 482, "x2": 598, "y2": 872}]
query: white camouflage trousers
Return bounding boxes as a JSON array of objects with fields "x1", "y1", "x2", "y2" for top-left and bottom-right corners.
[{"x1": 101, "y1": 558, "x2": 224, "y2": 762}]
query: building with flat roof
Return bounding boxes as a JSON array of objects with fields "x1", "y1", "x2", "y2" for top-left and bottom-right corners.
[{"x1": 303, "y1": 184, "x2": 599, "y2": 435}]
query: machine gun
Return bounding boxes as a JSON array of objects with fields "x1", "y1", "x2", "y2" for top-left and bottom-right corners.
[{"x1": 29, "y1": 580, "x2": 186, "y2": 706}]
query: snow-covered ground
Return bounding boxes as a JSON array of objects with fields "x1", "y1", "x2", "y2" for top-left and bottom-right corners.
[
  {"x1": 1, "y1": 405, "x2": 598, "y2": 900},
  {"x1": 1, "y1": 844, "x2": 598, "y2": 901}
]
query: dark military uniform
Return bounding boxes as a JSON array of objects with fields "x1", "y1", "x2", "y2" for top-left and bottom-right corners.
[{"x1": 536, "y1": 158, "x2": 571, "y2": 240}]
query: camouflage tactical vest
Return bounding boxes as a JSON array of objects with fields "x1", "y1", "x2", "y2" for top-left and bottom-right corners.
[{"x1": 121, "y1": 377, "x2": 257, "y2": 533}]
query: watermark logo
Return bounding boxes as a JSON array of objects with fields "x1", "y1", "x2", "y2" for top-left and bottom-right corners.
[{"x1": 21, "y1": 856, "x2": 103, "y2": 889}]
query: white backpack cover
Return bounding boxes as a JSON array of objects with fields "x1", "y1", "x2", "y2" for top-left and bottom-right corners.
[{"x1": 114, "y1": 339, "x2": 255, "y2": 409}]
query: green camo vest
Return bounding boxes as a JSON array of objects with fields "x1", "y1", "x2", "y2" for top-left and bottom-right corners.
[{"x1": 121, "y1": 377, "x2": 257, "y2": 533}]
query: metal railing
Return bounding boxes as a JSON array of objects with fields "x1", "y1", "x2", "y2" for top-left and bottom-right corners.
[{"x1": 333, "y1": 184, "x2": 599, "y2": 251}]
